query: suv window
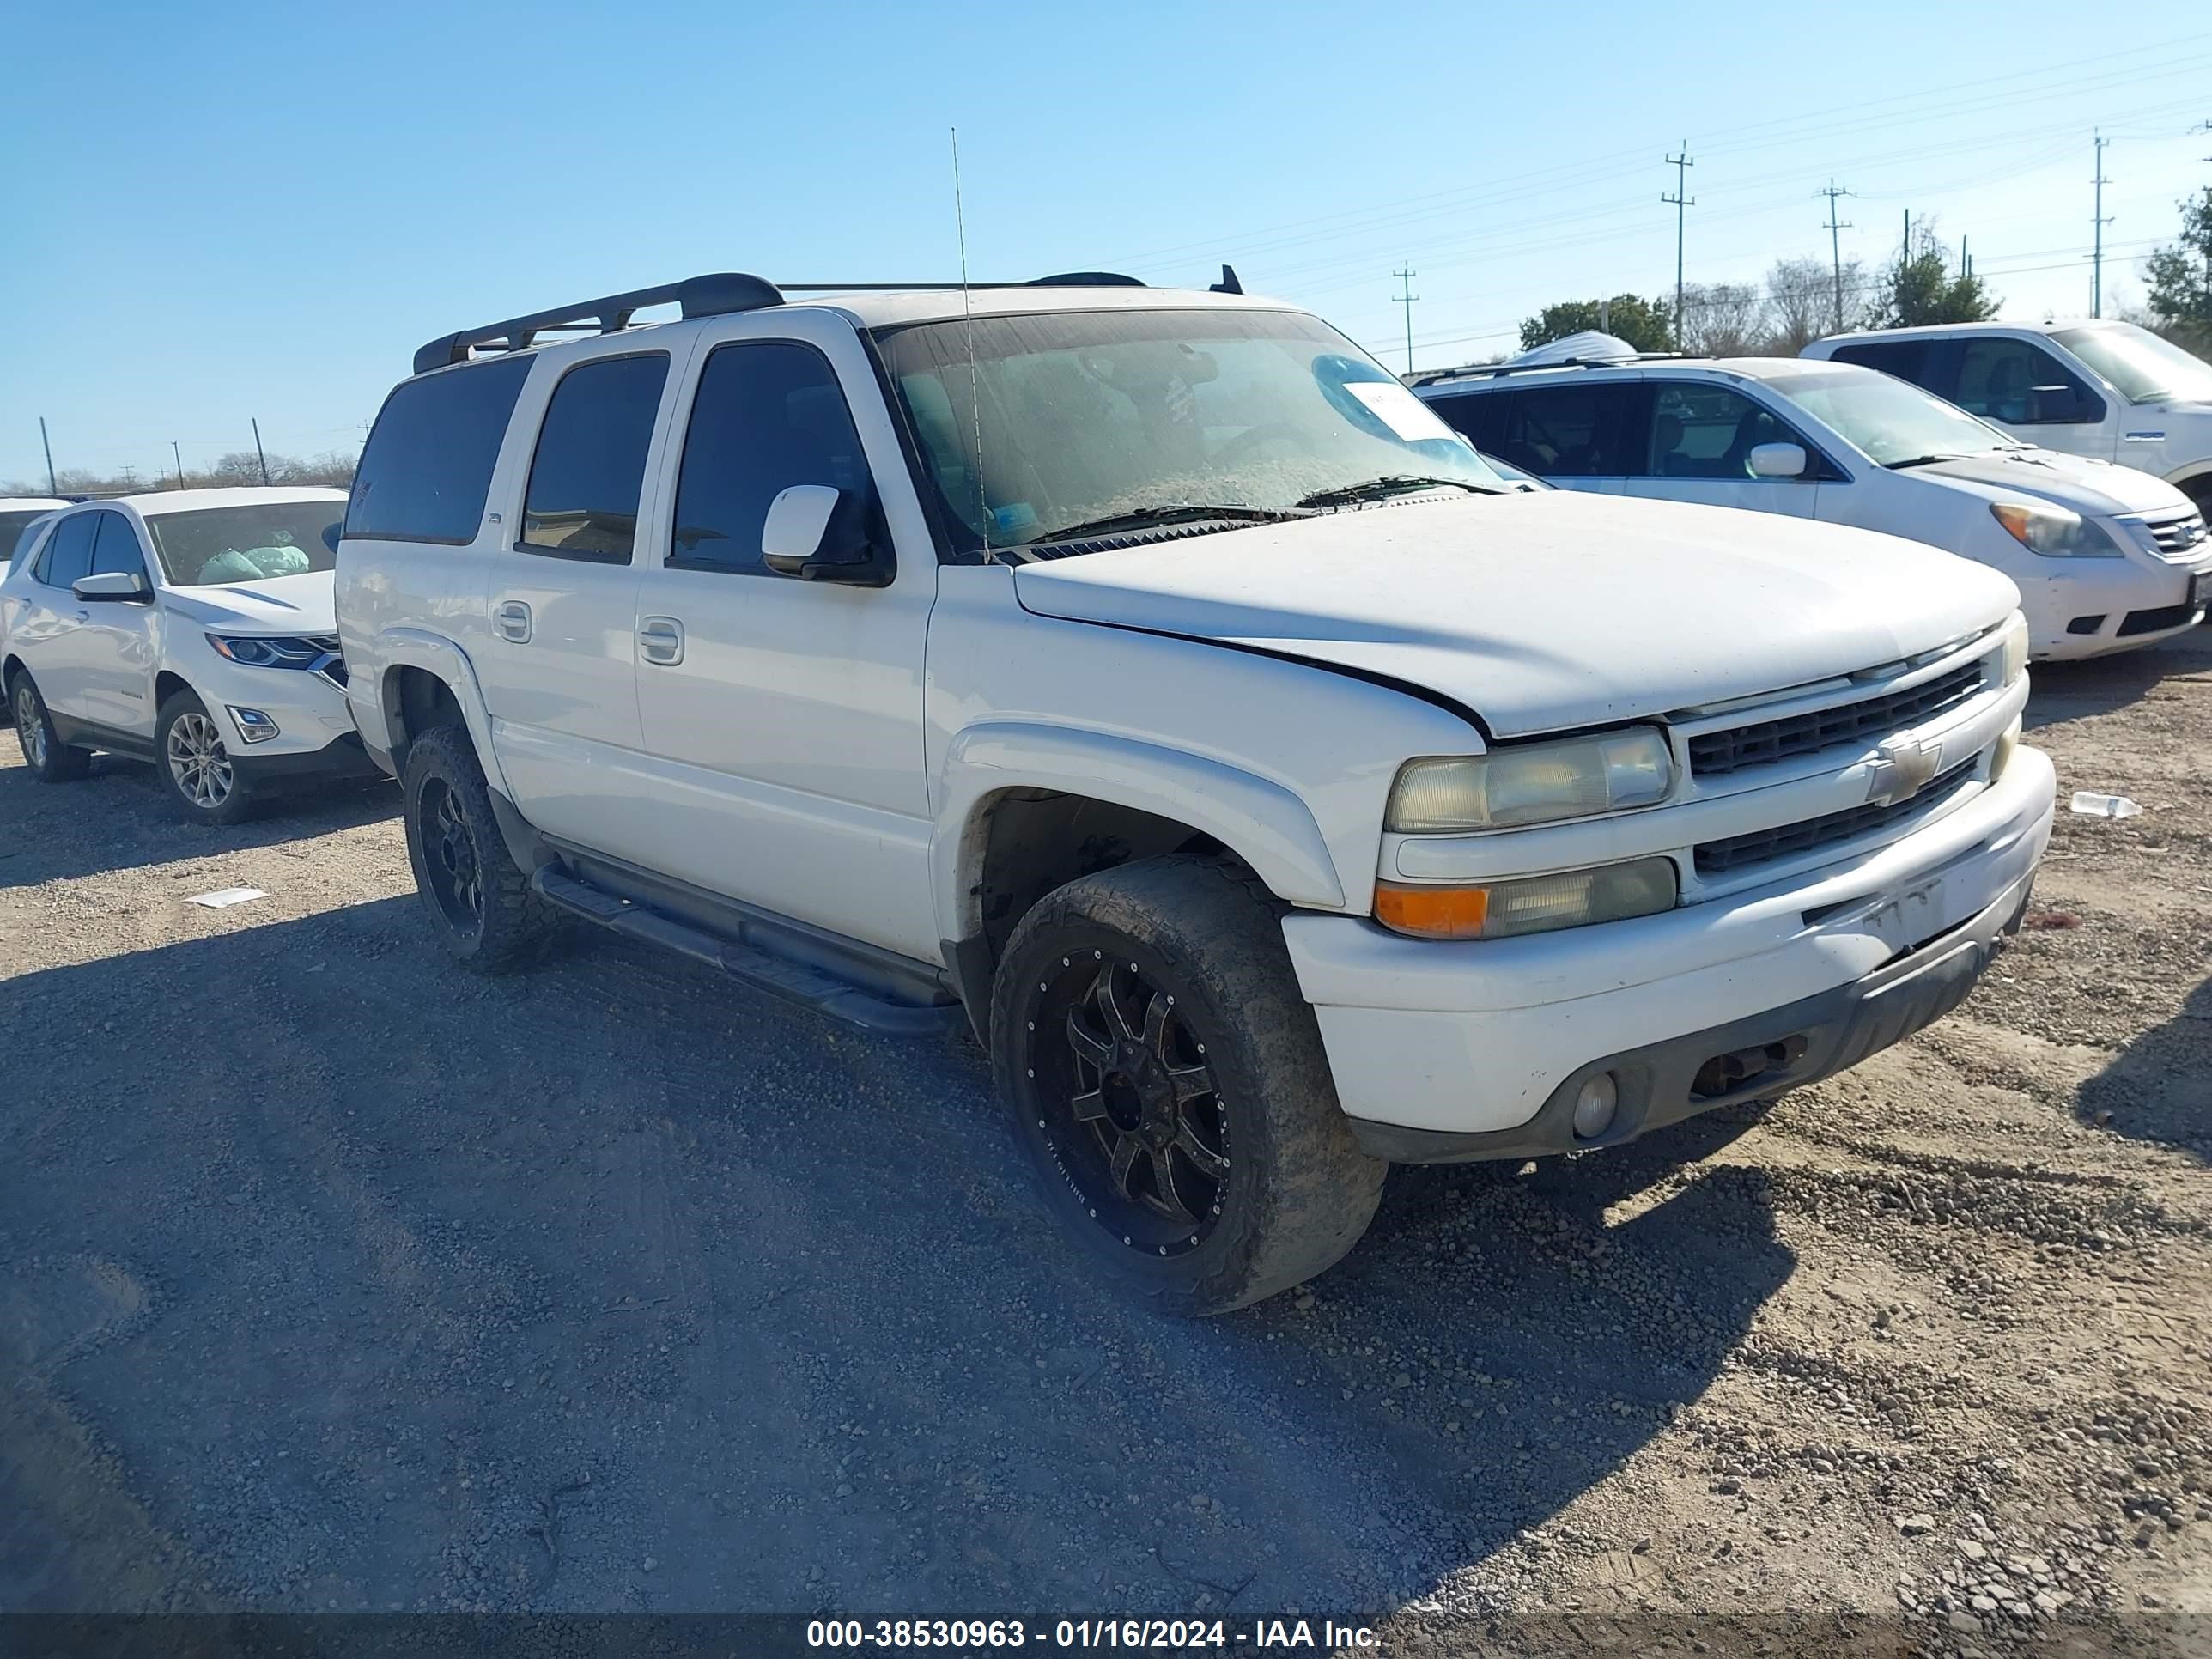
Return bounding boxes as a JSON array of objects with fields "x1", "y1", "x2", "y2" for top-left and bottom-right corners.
[
  {"x1": 1648, "y1": 384, "x2": 1796, "y2": 478},
  {"x1": 1498, "y1": 383, "x2": 1638, "y2": 477},
  {"x1": 520, "y1": 354, "x2": 670, "y2": 562},
  {"x1": 88, "y1": 513, "x2": 148, "y2": 579},
  {"x1": 1953, "y1": 337, "x2": 2100, "y2": 426},
  {"x1": 671, "y1": 342, "x2": 874, "y2": 576},
  {"x1": 346, "y1": 355, "x2": 532, "y2": 545},
  {"x1": 34, "y1": 513, "x2": 97, "y2": 589},
  {"x1": 1827, "y1": 338, "x2": 1938, "y2": 391}
]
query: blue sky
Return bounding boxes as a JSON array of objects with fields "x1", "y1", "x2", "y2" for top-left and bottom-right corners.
[{"x1": 3, "y1": 0, "x2": 2209, "y2": 488}]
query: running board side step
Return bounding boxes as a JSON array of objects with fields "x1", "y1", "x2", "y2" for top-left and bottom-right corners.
[{"x1": 531, "y1": 866, "x2": 963, "y2": 1037}]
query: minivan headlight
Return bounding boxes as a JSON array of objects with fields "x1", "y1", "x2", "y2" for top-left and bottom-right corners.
[
  {"x1": 1990, "y1": 502, "x2": 2123, "y2": 558},
  {"x1": 1387, "y1": 728, "x2": 1674, "y2": 833}
]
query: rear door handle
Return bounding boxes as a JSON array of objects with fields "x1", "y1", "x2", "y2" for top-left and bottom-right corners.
[
  {"x1": 495, "y1": 600, "x2": 532, "y2": 643},
  {"x1": 638, "y1": 616, "x2": 684, "y2": 666}
]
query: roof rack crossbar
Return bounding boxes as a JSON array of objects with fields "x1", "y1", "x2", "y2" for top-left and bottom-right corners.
[
  {"x1": 412, "y1": 272, "x2": 785, "y2": 375},
  {"x1": 1408, "y1": 351, "x2": 1680, "y2": 386}
]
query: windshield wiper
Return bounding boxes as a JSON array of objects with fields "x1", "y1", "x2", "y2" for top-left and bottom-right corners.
[
  {"x1": 1294, "y1": 475, "x2": 1497, "y2": 508},
  {"x1": 1883, "y1": 453, "x2": 1971, "y2": 470},
  {"x1": 1034, "y1": 504, "x2": 1303, "y2": 544}
]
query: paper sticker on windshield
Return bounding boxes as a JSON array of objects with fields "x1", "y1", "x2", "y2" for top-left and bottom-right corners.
[{"x1": 1344, "y1": 380, "x2": 1459, "y2": 442}]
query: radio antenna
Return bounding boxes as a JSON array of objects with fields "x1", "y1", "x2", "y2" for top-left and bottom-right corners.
[{"x1": 951, "y1": 126, "x2": 994, "y2": 565}]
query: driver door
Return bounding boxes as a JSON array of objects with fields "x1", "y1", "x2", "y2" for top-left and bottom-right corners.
[
  {"x1": 65, "y1": 511, "x2": 160, "y2": 735},
  {"x1": 1622, "y1": 382, "x2": 1820, "y2": 519}
]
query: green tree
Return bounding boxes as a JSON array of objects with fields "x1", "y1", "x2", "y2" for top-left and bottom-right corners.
[
  {"x1": 2144, "y1": 186, "x2": 2212, "y2": 349},
  {"x1": 1862, "y1": 221, "x2": 1998, "y2": 329},
  {"x1": 1518, "y1": 294, "x2": 1675, "y2": 353}
]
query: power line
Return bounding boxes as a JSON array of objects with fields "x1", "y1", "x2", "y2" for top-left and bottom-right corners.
[
  {"x1": 1392, "y1": 264, "x2": 1419, "y2": 375},
  {"x1": 1664, "y1": 144, "x2": 1696, "y2": 343}
]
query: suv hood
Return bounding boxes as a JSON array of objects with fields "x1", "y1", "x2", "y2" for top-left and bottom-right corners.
[
  {"x1": 161, "y1": 570, "x2": 336, "y2": 633},
  {"x1": 1912, "y1": 450, "x2": 2190, "y2": 518},
  {"x1": 1012, "y1": 494, "x2": 2017, "y2": 738}
]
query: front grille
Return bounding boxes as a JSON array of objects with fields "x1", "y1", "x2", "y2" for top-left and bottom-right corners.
[
  {"x1": 1694, "y1": 760, "x2": 1978, "y2": 877},
  {"x1": 2142, "y1": 510, "x2": 2208, "y2": 560},
  {"x1": 306, "y1": 634, "x2": 347, "y2": 686},
  {"x1": 1688, "y1": 664, "x2": 1984, "y2": 778}
]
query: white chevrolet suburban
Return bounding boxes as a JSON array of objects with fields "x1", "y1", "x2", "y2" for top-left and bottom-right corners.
[{"x1": 336, "y1": 272, "x2": 2057, "y2": 1314}]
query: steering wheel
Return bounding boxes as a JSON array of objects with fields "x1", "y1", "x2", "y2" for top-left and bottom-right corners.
[{"x1": 1212, "y1": 422, "x2": 1308, "y2": 467}]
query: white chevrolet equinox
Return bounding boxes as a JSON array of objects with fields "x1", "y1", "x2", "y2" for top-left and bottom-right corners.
[{"x1": 335, "y1": 272, "x2": 2056, "y2": 1314}]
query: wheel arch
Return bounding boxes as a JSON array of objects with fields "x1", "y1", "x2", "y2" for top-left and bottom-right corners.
[{"x1": 372, "y1": 629, "x2": 508, "y2": 794}]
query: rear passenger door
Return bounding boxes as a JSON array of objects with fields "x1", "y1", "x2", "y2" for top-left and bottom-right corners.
[
  {"x1": 475, "y1": 346, "x2": 691, "y2": 860},
  {"x1": 1489, "y1": 381, "x2": 1643, "y2": 495},
  {"x1": 628, "y1": 313, "x2": 943, "y2": 963}
]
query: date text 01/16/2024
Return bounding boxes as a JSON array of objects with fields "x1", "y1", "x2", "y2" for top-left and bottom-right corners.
[{"x1": 805, "y1": 1619, "x2": 1381, "y2": 1650}]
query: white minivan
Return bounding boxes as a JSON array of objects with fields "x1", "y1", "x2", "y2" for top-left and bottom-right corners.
[
  {"x1": 1803, "y1": 319, "x2": 2212, "y2": 520},
  {"x1": 1414, "y1": 343, "x2": 2210, "y2": 660}
]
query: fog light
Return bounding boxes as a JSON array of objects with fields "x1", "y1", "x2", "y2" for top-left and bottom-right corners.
[
  {"x1": 1571, "y1": 1073, "x2": 1619, "y2": 1139},
  {"x1": 227, "y1": 706, "x2": 280, "y2": 744}
]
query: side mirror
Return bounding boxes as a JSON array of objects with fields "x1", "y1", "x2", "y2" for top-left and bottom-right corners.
[
  {"x1": 2028, "y1": 384, "x2": 2084, "y2": 424},
  {"x1": 74, "y1": 571, "x2": 151, "y2": 603},
  {"x1": 1747, "y1": 441, "x2": 1809, "y2": 479},
  {"x1": 761, "y1": 484, "x2": 889, "y2": 586}
]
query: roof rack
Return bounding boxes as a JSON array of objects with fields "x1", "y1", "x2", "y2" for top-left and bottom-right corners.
[
  {"x1": 413, "y1": 268, "x2": 1228, "y2": 374},
  {"x1": 1407, "y1": 351, "x2": 1684, "y2": 387}
]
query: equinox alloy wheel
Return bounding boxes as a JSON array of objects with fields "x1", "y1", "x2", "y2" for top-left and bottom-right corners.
[
  {"x1": 155, "y1": 690, "x2": 256, "y2": 824},
  {"x1": 992, "y1": 855, "x2": 1385, "y2": 1316}
]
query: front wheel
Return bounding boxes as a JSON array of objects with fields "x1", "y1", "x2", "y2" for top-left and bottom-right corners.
[
  {"x1": 157, "y1": 690, "x2": 257, "y2": 824},
  {"x1": 11, "y1": 672, "x2": 92, "y2": 782},
  {"x1": 990, "y1": 854, "x2": 1386, "y2": 1316}
]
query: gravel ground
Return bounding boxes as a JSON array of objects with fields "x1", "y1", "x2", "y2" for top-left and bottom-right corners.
[{"x1": 1, "y1": 632, "x2": 2206, "y2": 1656}]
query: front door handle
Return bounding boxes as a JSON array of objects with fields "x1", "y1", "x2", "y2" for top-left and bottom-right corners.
[
  {"x1": 495, "y1": 599, "x2": 532, "y2": 643},
  {"x1": 639, "y1": 616, "x2": 684, "y2": 666}
]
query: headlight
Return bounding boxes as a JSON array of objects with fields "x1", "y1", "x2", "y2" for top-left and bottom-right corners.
[
  {"x1": 207, "y1": 633, "x2": 327, "y2": 668},
  {"x1": 1990, "y1": 502, "x2": 2124, "y2": 558},
  {"x1": 1994, "y1": 612, "x2": 2029, "y2": 687},
  {"x1": 1375, "y1": 857, "x2": 1679, "y2": 940},
  {"x1": 1387, "y1": 728, "x2": 1674, "y2": 833},
  {"x1": 1991, "y1": 714, "x2": 2021, "y2": 782}
]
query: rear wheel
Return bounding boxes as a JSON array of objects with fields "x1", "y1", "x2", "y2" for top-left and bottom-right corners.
[
  {"x1": 401, "y1": 725, "x2": 562, "y2": 973},
  {"x1": 991, "y1": 854, "x2": 1386, "y2": 1316},
  {"x1": 10, "y1": 672, "x2": 91, "y2": 782},
  {"x1": 157, "y1": 690, "x2": 258, "y2": 825}
]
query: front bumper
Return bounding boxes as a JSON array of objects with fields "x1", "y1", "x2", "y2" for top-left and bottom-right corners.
[
  {"x1": 232, "y1": 730, "x2": 385, "y2": 788},
  {"x1": 1283, "y1": 744, "x2": 2056, "y2": 1149},
  {"x1": 2019, "y1": 556, "x2": 2210, "y2": 660}
]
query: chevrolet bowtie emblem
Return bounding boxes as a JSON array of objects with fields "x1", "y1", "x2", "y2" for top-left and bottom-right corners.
[{"x1": 1866, "y1": 737, "x2": 1942, "y2": 807}]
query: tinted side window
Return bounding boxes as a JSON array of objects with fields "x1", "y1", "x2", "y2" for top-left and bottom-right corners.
[
  {"x1": 1423, "y1": 390, "x2": 1505, "y2": 452},
  {"x1": 1498, "y1": 384, "x2": 1637, "y2": 477},
  {"x1": 671, "y1": 343, "x2": 874, "y2": 576},
  {"x1": 1829, "y1": 339, "x2": 1936, "y2": 391},
  {"x1": 345, "y1": 355, "x2": 532, "y2": 544},
  {"x1": 520, "y1": 354, "x2": 670, "y2": 562},
  {"x1": 1954, "y1": 338, "x2": 2100, "y2": 425},
  {"x1": 35, "y1": 514, "x2": 97, "y2": 589},
  {"x1": 89, "y1": 513, "x2": 149, "y2": 578},
  {"x1": 1648, "y1": 385, "x2": 1797, "y2": 478}
]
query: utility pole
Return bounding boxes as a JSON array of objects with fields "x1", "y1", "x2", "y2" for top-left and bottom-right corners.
[
  {"x1": 1818, "y1": 181, "x2": 1854, "y2": 332},
  {"x1": 172, "y1": 441, "x2": 185, "y2": 491},
  {"x1": 2091, "y1": 129, "x2": 2113, "y2": 318},
  {"x1": 1392, "y1": 264, "x2": 1419, "y2": 376},
  {"x1": 39, "y1": 416, "x2": 58, "y2": 495},
  {"x1": 252, "y1": 417, "x2": 270, "y2": 485},
  {"x1": 1663, "y1": 143, "x2": 1695, "y2": 345}
]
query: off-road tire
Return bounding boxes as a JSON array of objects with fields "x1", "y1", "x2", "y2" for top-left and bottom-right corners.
[
  {"x1": 155, "y1": 690, "x2": 259, "y2": 825},
  {"x1": 991, "y1": 854, "x2": 1386, "y2": 1316},
  {"x1": 9, "y1": 671, "x2": 92, "y2": 783},
  {"x1": 401, "y1": 725, "x2": 562, "y2": 973}
]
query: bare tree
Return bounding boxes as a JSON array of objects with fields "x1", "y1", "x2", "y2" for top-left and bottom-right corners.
[
  {"x1": 4, "y1": 450, "x2": 355, "y2": 499},
  {"x1": 1765, "y1": 256, "x2": 1863, "y2": 353},
  {"x1": 1678, "y1": 282, "x2": 1771, "y2": 356}
]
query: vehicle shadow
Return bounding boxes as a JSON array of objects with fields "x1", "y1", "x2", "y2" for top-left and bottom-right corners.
[
  {"x1": 2023, "y1": 627, "x2": 2210, "y2": 733},
  {"x1": 0, "y1": 732, "x2": 394, "y2": 890},
  {"x1": 2075, "y1": 969, "x2": 2211, "y2": 1162},
  {"x1": 0, "y1": 902, "x2": 1792, "y2": 1619}
]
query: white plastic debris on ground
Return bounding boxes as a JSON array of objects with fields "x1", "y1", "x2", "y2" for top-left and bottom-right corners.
[
  {"x1": 187, "y1": 887, "x2": 267, "y2": 908},
  {"x1": 2068, "y1": 792, "x2": 2142, "y2": 819}
]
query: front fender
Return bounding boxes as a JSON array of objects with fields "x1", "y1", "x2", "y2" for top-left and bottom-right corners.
[
  {"x1": 374, "y1": 627, "x2": 512, "y2": 798},
  {"x1": 934, "y1": 720, "x2": 1347, "y2": 941}
]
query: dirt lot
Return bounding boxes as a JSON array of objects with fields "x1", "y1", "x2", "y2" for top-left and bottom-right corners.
[{"x1": 1, "y1": 632, "x2": 2206, "y2": 1655}]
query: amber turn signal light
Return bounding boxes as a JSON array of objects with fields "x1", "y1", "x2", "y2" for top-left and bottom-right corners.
[{"x1": 1373, "y1": 883, "x2": 1492, "y2": 939}]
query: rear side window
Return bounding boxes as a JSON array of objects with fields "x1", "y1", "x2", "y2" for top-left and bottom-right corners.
[
  {"x1": 345, "y1": 355, "x2": 532, "y2": 544},
  {"x1": 1827, "y1": 338, "x2": 1938, "y2": 392},
  {"x1": 520, "y1": 354, "x2": 670, "y2": 562},
  {"x1": 34, "y1": 514, "x2": 96, "y2": 589},
  {"x1": 0, "y1": 510, "x2": 53, "y2": 561},
  {"x1": 1422, "y1": 389, "x2": 1505, "y2": 452},
  {"x1": 670, "y1": 342, "x2": 874, "y2": 576},
  {"x1": 89, "y1": 513, "x2": 148, "y2": 578},
  {"x1": 1498, "y1": 384, "x2": 1639, "y2": 477}
]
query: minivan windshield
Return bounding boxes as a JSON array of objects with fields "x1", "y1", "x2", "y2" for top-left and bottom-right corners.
[
  {"x1": 2051, "y1": 324, "x2": 2212, "y2": 404},
  {"x1": 1774, "y1": 367, "x2": 2016, "y2": 467},
  {"x1": 144, "y1": 501, "x2": 345, "y2": 587},
  {"x1": 874, "y1": 308, "x2": 1500, "y2": 554}
]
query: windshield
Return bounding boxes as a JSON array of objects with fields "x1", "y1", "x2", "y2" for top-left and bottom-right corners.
[
  {"x1": 2051, "y1": 324, "x2": 2212, "y2": 404},
  {"x1": 1774, "y1": 368, "x2": 2014, "y2": 466},
  {"x1": 0, "y1": 510, "x2": 55, "y2": 562},
  {"x1": 873, "y1": 308, "x2": 1500, "y2": 553},
  {"x1": 144, "y1": 501, "x2": 344, "y2": 586}
]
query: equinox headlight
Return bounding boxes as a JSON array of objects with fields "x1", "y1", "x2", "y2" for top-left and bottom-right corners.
[
  {"x1": 207, "y1": 633, "x2": 325, "y2": 668},
  {"x1": 1990, "y1": 502, "x2": 2123, "y2": 558},
  {"x1": 1387, "y1": 728, "x2": 1674, "y2": 833}
]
